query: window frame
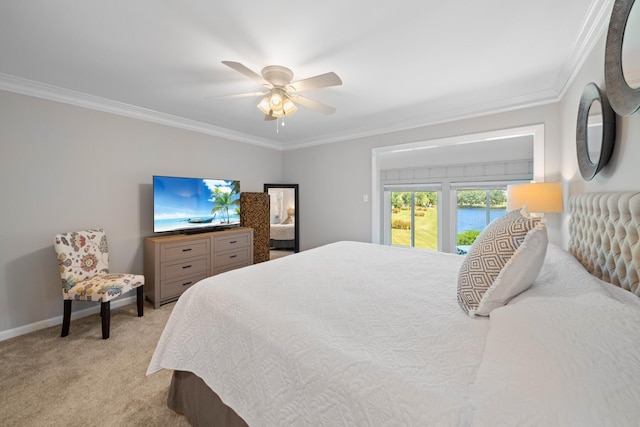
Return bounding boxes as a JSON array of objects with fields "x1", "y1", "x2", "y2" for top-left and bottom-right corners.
[
  {"x1": 371, "y1": 124, "x2": 545, "y2": 249},
  {"x1": 383, "y1": 181, "x2": 528, "y2": 253}
]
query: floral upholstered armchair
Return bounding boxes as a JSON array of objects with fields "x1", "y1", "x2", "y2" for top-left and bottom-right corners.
[{"x1": 54, "y1": 229, "x2": 144, "y2": 339}]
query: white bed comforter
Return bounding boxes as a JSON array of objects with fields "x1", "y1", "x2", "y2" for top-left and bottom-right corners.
[
  {"x1": 147, "y1": 242, "x2": 640, "y2": 426},
  {"x1": 148, "y1": 241, "x2": 489, "y2": 426},
  {"x1": 468, "y1": 246, "x2": 640, "y2": 426}
]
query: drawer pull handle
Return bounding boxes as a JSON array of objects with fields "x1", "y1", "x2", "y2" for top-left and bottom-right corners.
[
  {"x1": 229, "y1": 240, "x2": 237, "y2": 244},
  {"x1": 229, "y1": 255, "x2": 237, "y2": 259},
  {"x1": 182, "y1": 248, "x2": 192, "y2": 252},
  {"x1": 182, "y1": 281, "x2": 193, "y2": 286},
  {"x1": 182, "y1": 265, "x2": 192, "y2": 269}
]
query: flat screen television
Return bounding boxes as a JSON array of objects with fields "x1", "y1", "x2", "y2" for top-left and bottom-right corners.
[{"x1": 153, "y1": 175, "x2": 241, "y2": 234}]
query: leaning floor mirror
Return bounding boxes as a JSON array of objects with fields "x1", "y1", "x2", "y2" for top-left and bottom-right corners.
[{"x1": 264, "y1": 184, "x2": 299, "y2": 254}]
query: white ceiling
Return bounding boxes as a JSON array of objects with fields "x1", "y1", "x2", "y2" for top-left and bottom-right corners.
[{"x1": 0, "y1": 1, "x2": 613, "y2": 150}]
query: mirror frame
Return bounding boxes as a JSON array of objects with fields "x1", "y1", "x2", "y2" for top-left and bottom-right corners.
[
  {"x1": 264, "y1": 183, "x2": 299, "y2": 253},
  {"x1": 576, "y1": 82, "x2": 616, "y2": 181},
  {"x1": 605, "y1": 0, "x2": 640, "y2": 116}
]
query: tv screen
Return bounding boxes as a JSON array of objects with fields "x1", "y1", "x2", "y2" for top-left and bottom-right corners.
[{"x1": 153, "y1": 175, "x2": 241, "y2": 233}]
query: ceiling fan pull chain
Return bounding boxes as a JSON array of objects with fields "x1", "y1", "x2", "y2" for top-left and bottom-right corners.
[{"x1": 276, "y1": 117, "x2": 279, "y2": 133}]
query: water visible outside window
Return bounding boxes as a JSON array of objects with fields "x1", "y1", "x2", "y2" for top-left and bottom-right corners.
[
  {"x1": 455, "y1": 189, "x2": 507, "y2": 253},
  {"x1": 390, "y1": 191, "x2": 438, "y2": 250}
]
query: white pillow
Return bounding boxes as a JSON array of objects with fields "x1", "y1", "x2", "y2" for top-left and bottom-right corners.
[{"x1": 457, "y1": 208, "x2": 547, "y2": 317}]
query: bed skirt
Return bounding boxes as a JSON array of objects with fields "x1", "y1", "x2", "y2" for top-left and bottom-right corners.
[
  {"x1": 168, "y1": 370, "x2": 249, "y2": 427},
  {"x1": 270, "y1": 238, "x2": 294, "y2": 250}
]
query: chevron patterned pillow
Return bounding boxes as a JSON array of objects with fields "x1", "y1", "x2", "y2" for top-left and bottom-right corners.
[{"x1": 457, "y1": 208, "x2": 547, "y2": 317}]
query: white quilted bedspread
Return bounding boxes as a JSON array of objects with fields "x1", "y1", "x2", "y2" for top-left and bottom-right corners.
[
  {"x1": 147, "y1": 242, "x2": 640, "y2": 426},
  {"x1": 148, "y1": 241, "x2": 489, "y2": 426},
  {"x1": 468, "y1": 245, "x2": 640, "y2": 426}
]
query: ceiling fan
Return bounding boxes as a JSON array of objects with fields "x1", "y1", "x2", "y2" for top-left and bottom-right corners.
[{"x1": 221, "y1": 61, "x2": 342, "y2": 121}]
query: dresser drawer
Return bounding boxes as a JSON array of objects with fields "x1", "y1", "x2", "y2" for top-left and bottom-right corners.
[
  {"x1": 213, "y1": 247, "x2": 251, "y2": 272},
  {"x1": 144, "y1": 228, "x2": 253, "y2": 308},
  {"x1": 161, "y1": 255, "x2": 210, "y2": 281},
  {"x1": 161, "y1": 272, "x2": 208, "y2": 300},
  {"x1": 161, "y1": 239, "x2": 210, "y2": 262},
  {"x1": 213, "y1": 232, "x2": 250, "y2": 252}
]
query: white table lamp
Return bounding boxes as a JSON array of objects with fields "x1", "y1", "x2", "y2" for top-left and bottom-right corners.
[{"x1": 506, "y1": 182, "x2": 563, "y2": 215}]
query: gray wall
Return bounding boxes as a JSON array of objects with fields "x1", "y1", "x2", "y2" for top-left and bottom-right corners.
[
  {"x1": 0, "y1": 90, "x2": 282, "y2": 338},
  {"x1": 558, "y1": 30, "x2": 640, "y2": 244},
  {"x1": 283, "y1": 103, "x2": 562, "y2": 250},
  {"x1": 283, "y1": 26, "x2": 640, "y2": 254}
]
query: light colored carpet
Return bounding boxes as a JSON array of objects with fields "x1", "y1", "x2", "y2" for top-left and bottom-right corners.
[
  {"x1": 269, "y1": 249, "x2": 294, "y2": 260},
  {"x1": 0, "y1": 300, "x2": 190, "y2": 427}
]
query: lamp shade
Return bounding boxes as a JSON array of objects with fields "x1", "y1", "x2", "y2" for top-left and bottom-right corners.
[
  {"x1": 282, "y1": 98, "x2": 297, "y2": 115},
  {"x1": 506, "y1": 182, "x2": 563, "y2": 213},
  {"x1": 257, "y1": 97, "x2": 271, "y2": 115}
]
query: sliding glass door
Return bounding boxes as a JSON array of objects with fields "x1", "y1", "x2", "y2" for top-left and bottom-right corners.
[
  {"x1": 383, "y1": 183, "x2": 519, "y2": 253},
  {"x1": 384, "y1": 186, "x2": 440, "y2": 250}
]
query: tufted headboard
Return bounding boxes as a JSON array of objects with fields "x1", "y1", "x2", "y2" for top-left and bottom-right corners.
[{"x1": 568, "y1": 192, "x2": 640, "y2": 296}]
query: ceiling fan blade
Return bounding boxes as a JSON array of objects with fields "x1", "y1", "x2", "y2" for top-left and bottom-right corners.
[
  {"x1": 264, "y1": 114, "x2": 277, "y2": 121},
  {"x1": 290, "y1": 94, "x2": 336, "y2": 115},
  {"x1": 288, "y1": 72, "x2": 342, "y2": 92},
  {"x1": 210, "y1": 91, "x2": 267, "y2": 100},
  {"x1": 222, "y1": 61, "x2": 270, "y2": 86}
]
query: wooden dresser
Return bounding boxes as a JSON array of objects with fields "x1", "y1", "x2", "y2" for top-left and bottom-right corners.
[{"x1": 144, "y1": 227, "x2": 253, "y2": 308}]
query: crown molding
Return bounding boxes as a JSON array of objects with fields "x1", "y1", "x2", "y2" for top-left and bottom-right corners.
[
  {"x1": 283, "y1": 88, "x2": 559, "y2": 150},
  {"x1": 0, "y1": 0, "x2": 613, "y2": 154},
  {"x1": 553, "y1": 0, "x2": 614, "y2": 97},
  {"x1": 0, "y1": 73, "x2": 285, "y2": 151},
  {"x1": 0, "y1": 70, "x2": 560, "y2": 152},
  {"x1": 285, "y1": 1, "x2": 615, "y2": 151}
]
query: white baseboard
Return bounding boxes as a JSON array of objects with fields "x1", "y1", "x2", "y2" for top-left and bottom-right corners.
[{"x1": 0, "y1": 296, "x2": 137, "y2": 342}]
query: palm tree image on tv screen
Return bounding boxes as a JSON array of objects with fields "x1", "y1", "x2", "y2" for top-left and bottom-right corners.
[
  {"x1": 153, "y1": 176, "x2": 240, "y2": 233},
  {"x1": 209, "y1": 180, "x2": 241, "y2": 225}
]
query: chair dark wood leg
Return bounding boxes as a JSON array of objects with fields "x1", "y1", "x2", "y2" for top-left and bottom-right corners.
[
  {"x1": 137, "y1": 286, "x2": 144, "y2": 317},
  {"x1": 61, "y1": 300, "x2": 72, "y2": 337},
  {"x1": 101, "y1": 301, "x2": 110, "y2": 339}
]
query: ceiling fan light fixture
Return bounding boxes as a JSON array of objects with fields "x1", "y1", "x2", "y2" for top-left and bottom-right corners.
[
  {"x1": 270, "y1": 109, "x2": 285, "y2": 118},
  {"x1": 222, "y1": 61, "x2": 341, "y2": 121},
  {"x1": 257, "y1": 97, "x2": 271, "y2": 115},
  {"x1": 283, "y1": 98, "x2": 297, "y2": 114},
  {"x1": 269, "y1": 90, "x2": 283, "y2": 109},
  {"x1": 258, "y1": 91, "x2": 298, "y2": 118}
]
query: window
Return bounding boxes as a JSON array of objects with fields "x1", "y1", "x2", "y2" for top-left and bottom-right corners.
[
  {"x1": 453, "y1": 187, "x2": 508, "y2": 254},
  {"x1": 371, "y1": 124, "x2": 544, "y2": 249},
  {"x1": 382, "y1": 182, "x2": 523, "y2": 253}
]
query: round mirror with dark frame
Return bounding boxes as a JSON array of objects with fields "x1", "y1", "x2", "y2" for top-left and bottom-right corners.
[
  {"x1": 264, "y1": 183, "x2": 299, "y2": 254},
  {"x1": 605, "y1": 0, "x2": 640, "y2": 116},
  {"x1": 576, "y1": 82, "x2": 616, "y2": 181}
]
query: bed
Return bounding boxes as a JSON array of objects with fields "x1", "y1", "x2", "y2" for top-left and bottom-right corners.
[
  {"x1": 269, "y1": 222, "x2": 295, "y2": 249},
  {"x1": 147, "y1": 191, "x2": 640, "y2": 426}
]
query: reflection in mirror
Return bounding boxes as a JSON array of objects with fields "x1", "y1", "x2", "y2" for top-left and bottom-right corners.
[
  {"x1": 587, "y1": 100, "x2": 603, "y2": 163},
  {"x1": 264, "y1": 184, "x2": 299, "y2": 256},
  {"x1": 268, "y1": 188, "x2": 295, "y2": 224},
  {"x1": 622, "y1": 0, "x2": 640, "y2": 89}
]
